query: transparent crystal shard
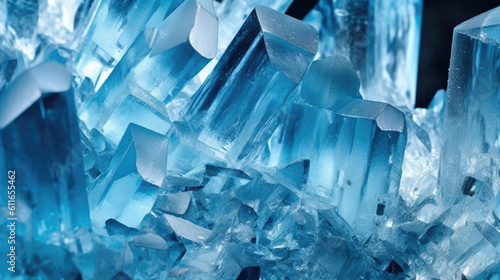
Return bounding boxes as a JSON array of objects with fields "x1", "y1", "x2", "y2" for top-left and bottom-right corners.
[
  {"x1": 0, "y1": 63, "x2": 90, "y2": 241},
  {"x1": 164, "y1": 214, "x2": 213, "y2": 244},
  {"x1": 304, "y1": 0, "x2": 423, "y2": 108},
  {"x1": 89, "y1": 124, "x2": 168, "y2": 229},
  {"x1": 306, "y1": 99, "x2": 407, "y2": 235},
  {"x1": 216, "y1": 0, "x2": 293, "y2": 53},
  {"x1": 188, "y1": 6, "x2": 318, "y2": 163},
  {"x1": 73, "y1": 0, "x2": 182, "y2": 88},
  {"x1": 438, "y1": 7, "x2": 500, "y2": 207}
]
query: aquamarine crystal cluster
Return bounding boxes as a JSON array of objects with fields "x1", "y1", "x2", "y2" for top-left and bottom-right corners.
[{"x1": 0, "y1": 0, "x2": 499, "y2": 279}]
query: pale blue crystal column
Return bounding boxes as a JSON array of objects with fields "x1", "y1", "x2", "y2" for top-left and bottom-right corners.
[
  {"x1": 306, "y1": 99, "x2": 407, "y2": 235},
  {"x1": 304, "y1": 0, "x2": 423, "y2": 108},
  {"x1": 80, "y1": 0, "x2": 218, "y2": 145},
  {"x1": 439, "y1": 7, "x2": 500, "y2": 206},
  {"x1": 0, "y1": 62, "x2": 90, "y2": 242},
  {"x1": 188, "y1": 6, "x2": 318, "y2": 163},
  {"x1": 74, "y1": 0, "x2": 182, "y2": 88}
]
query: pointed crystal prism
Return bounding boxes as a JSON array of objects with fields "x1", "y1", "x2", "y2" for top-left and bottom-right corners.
[{"x1": 188, "y1": 6, "x2": 318, "y2": 163}]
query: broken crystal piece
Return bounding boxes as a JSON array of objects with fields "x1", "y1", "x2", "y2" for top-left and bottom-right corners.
[
  {"x1": 188, "y1": 6, "x2": 318, "y2": 163},
  {"x1": 164, "y1": 214, "x2": 213, "y2": 244},
  {"x1": 90, "y1": 124, "x2": 168, "y2": 229}
]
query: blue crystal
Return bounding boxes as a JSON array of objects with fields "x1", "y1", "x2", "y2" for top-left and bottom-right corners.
[
  {"x1": 74, "y1": 0, "x2": 182, "y2": 88},
  {"x1": 0, "y1": 62, "x2": 90, "y2": 239},
  {"x1": 80, "y1": 0, "x2": 217, "y2": 145},
  {"x1": 188, "y1": 6, "x2": 318, "y2": 163},
  {"x1": 89, "y1": 124, "x2": 168, "y2": 229},
  {"x1": 306, "y1": 99, "x2": 407, "y2": 234},
  {"x1": 439, "y1": 6, "x2": 500, "y2": 207},
  {"x1": 216, "y1": 0, "x2": 293, "y2": 53},
  {"x1": 304, "y1": 0, "x2": 423, "y2": 108},
  {"x1": 0, "y1": 63, "x2": 90, "y2": 277}
]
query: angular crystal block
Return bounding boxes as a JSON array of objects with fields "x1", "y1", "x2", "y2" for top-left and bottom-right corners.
[
  {"x1": 89, "y1": 124, "x2": 168, "y2": 229},
  {"x1": 216, "y1": 0, "x2": 293, "y2": 53},
  {"x1": 188, "y1": 6, "x2": 318, "y2": 163},
  {"x1": 80, "y1": 0, "x2": 218, "y2": 144},
  {"x1": 304, "y1": 0, "x2": 423, "y2": 108},
  {"x1": 266, "y1": 55, "x2": 362, "y2": 167},
  {"x1": 0, "y1": 62, "x2": 90, "y2": 242},
  {"x1": 439, "y1": 7, "x2": 500, "y2": 206},
  {"x1": 74, "y1": 0, "x2": 182, "y2": 88},
  {"x1": 307, "y1": 99, "x2": 407, "y2": 235}
]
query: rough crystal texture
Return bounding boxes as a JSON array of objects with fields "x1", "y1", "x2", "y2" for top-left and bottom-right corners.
[
  {"x1": 439, "y1": 6, "x2": 500, "y2": 207},
  {"x1": 188, "y1": 6, "x2": 318, "y2": 163},
  {"x1": 304, "y1": 0, "x2": 423, "y2": 108},
  {"x1": 0, "y1": 62, "x2": 90, "y2": 277}
]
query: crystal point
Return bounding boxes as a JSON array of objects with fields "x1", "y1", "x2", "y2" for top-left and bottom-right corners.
[{"x1": 188, "y1": 6, "x2": 318, "y2": 163}]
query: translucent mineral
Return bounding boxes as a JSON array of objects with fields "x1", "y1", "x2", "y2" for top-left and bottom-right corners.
[
  {"x1": 439, "y1": 6, "x2": 500, "y2": 207},
  {"x1": 74, "y1": 0, "x2": 183, "y2": 88},
  {"x1": 304, "y1": 0, "x2": 423, "y2": 108},
  {"x1": 188, "y1": 6, "x2": 318, "y2": 163},
  {"x1": 89, "y1": 124, "x2": 168, "y2": 229},
  {"x1": 80, "y1": 0, "x2": 218, "y2": 145},
  {"x1": 0, "y1": 62, "x2": 90, "y2": 276}
]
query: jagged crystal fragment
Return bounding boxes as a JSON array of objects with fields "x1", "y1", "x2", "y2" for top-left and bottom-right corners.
[
  {"x1": 89, "y1": 124, "x2": 168, "y2": 229},
  {"x1": 188, "y1": 6, "x2": 318, "y2": 163}
]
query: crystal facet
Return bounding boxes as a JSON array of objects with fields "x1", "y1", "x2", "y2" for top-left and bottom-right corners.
[{"x1": 188, "y1": 6, "x2": 318, "y2": 163}]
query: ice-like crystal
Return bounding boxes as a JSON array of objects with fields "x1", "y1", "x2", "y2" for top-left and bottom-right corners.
[
  {"x1": 80, "y1": 0, "x2": 218, "y2": 145},
  {"x1": 89, "y1": 124, "x2": 168, "y2": 229},
  {"x1": 188, "y1": 6, "x2": 318, "y2": 163},
  {"x1": 439, "y1": 6, "x2": 500, "y2": 207},
  {"x1": 74, "y1": 0, "x2": 182, "y2": 88},
  {"x1": 5, "y1": 0, "x2": 92, "y2": 59},
  {"x1": 216, "y1": 0, "x2": 293, "y2": 53},
  {"x1": 0, "y1": 62, "x2": 90, "y2": 276},
  {"x1": 306, "y1": 99, "x2": 407, "y2": 235},
  {"x1": 304, "y1": 0, "x2": 423, "y2": 108},
  {"x1": 266, "y1": 55, "x2": 362, "y2": 167}
]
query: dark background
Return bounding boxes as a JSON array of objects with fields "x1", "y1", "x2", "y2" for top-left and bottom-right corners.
[{"x1": 285, "y1": 0, "x2": 500, "y2": 108}]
